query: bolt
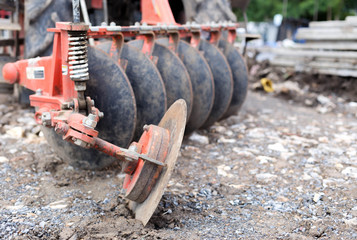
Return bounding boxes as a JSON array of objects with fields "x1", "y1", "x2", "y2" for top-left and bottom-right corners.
[
  {"x1": 128, "y1": 144, "x2": 138, "y2": 153},
  {"x1": 143, "y1": 124, "x2": 150, "y2": 132},
  {"x1": 110, "y1": 22, "x2": 116, "y2": 26},
  {"x1": 41, "y1": 112, "x2": 51, "y2": 126},
  {"x1": 36, "y1": 89, "x2": 43, "y2": 96},
  {"x1": 88, "y1": 113, "x2": 96, "y2": 120},
  {"x1": 73, "y1": 138, "x2": 88, "y2": 148},
  {"x1": 61, "y1": 101, "x2": 74, "y2": 110},
  {"x1": 55, "y1": 122, "x2": 69, "y2": 135},
  {"x1": 98, "y1": 112, "x2": 104, "y2": 118},
  {"x1": 101, "y1": 22, "x2": 107, "y2": 26},
  {"x1": 91, "y1": 100, "x2": 95, "y2": 106},
  {"x1": 83, "y1": 114, "x2": 97, "y2": 129}
]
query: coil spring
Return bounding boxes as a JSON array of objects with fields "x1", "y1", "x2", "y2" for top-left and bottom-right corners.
[{"x1": 68, "y1": 31, "x2": 89, "y2": 82}]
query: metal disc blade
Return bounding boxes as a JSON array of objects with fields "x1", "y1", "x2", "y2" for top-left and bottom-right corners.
[
  {"x1": 218, "y1": 39, "x2": 248, "y2": 118},
  {"x1": 42, "y1": 46, "x2": 136, "y2": 169},
  {"x1": 129, "y1": 99, "x2": 187, "y2": 226},
  {"x1": 127, "y1": 40, "x2": 193, "y2": 120},
  {"x1": 97, "y1": 42, "x2": 167, "y2": 141},
  {"x1": 154, "y1": 42, "x2": 193, "y2": 119},
  {"x1": 199, "y1": 40, "x2": 233, "y2": 129},
  {"x1": 156, "y1": 38, "x2": 215, "y2": 134}
]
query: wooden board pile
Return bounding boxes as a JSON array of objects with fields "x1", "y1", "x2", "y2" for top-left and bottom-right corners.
[{"x1": 268, "y1": 16, "x2": 357, "y2": 77}]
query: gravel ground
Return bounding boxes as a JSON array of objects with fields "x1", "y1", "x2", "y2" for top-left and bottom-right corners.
[{"x1": 0, "y1": 89, "x2": 357, "y2": 239}]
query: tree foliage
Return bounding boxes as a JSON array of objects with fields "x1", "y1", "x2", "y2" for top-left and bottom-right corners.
[{"x1": 234, "y1": 0, "x2": 357, "y2": 22}]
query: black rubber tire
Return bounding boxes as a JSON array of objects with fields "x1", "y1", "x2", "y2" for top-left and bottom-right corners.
[
  {"x1": 177, "y1": 0, "x2": 237, "y2": 24},
  {"x1": 25, "y1": 0, "x2": 72, "y2": 58}
]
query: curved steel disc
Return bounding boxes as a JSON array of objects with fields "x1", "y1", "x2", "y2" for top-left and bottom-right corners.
[
  {"x1": 156, "y1": 38, "x2": 214, "y2": 134},
  {"x1": 97, "y1": 42, "x2": 167, "y2": 141},
  {"x1": 128, "y1": 99, "x2": 187, "y2": 226},
  {"x1": 199, "y1": 40, "x2": 233, "y2": 129},
  {"x1": 42, "y1": 46, "x2": 136, "y2": 169},
  {"x1": 218, "y1": 40, "x2": 248, "y2": 118},
  {"x1": 128, "y1": 40, "x2": 193, "y2": 120}
]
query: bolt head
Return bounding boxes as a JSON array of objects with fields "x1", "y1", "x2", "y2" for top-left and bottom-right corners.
[
  {"x1": 143, "y1": 124, "x2": 150, "y2": 132},
  {"x1": 36, "y1": 89, "x2": 43, "y2": 96}
]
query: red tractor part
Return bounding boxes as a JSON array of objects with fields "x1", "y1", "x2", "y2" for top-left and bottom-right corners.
[{"x1": 2, "y1": 0, "x2": 248, "y2": 225}]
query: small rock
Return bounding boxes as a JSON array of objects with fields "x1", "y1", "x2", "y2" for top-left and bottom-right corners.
[
  {"x1": 276, "y1": 196, "x2": 289, "y2": 202},
  {"x1": 211, "y1": 125, "x2": 226, "y2": 133},
  {"x1": 335, "y1": 163, "x2": 344, "y2": 169},
  {"x1": 318, "y1": 136, "x2": 329, "y2": 143},
  {"x1": 348, "y1": 102, "x2": 357, "y2": 107},
  {"x1": 274, "y1": 81, "x2": 304, "y2": 95},
  {"x1": 342, "y1": 167, "x2": 357, "y2": 179},
  {"x1": 31, "y1": 125, "x2": 42, "y2": 135},
  {"x1": 5, "y1": 205, "x2": 24, "y2": 210},
  {"x1": 317, "y1": 95, "x2": 332, "y2": 106},
  {"x1": 6, "y1": 127, "x2": 24, "y2": 139},
  {"x1": 217, "y1": 165, "x2": 233, "y2": 178},
  {"x1": 48, "y1": 199, "x2": 69, "y2": 209},
  {"x1": 234, "y1": 150, "x2": 255, "y2": 158},
  {"x1": 309, "y1": 221, "x2": 326, "y2": 237},
  {"x1": 304, "y1": 99, "x2": 314, "y2": 106},
  {"x1": 246, "y1": 128, "x2": 266, "y2": 138},
  {"x1": 316, "y1": 106, "x2": 330, "y2": 114},
  {"x1": 313, "y1": 193, "x2": 324, "y2": 203},
  {"x1": 229, "y1": 200, "x2": 240, "y2": 206},
  {"x1": 0, "y1": 156, "x2": 9, "y2": 163},
  {"x1": 256, "y1": 173, "x2": 277, "y2": 182},
  {"x1": 334, "y1": 133, "x2": 355, "y2": 144},
  {"x1": 345, "y1": 218, "x2": 357, "y2": 227},
  {"x1": 188, "y1": 132, "x2": 209, "y2": 145},
  {"x1": 218, "y1": 137, "x2": 236, "y2": 144},
  {"x1": 268, "y1": 143, "x2": 288, "y2": 152},
  {"x1": 39, "y1": 221, "x2": 46, "y2": 228},
  {"x1": 256, "y1": 156, "x2": 277, "y2": 164},
  {"x1": 281, "y1": 152, "x2": 295, "y2": 160}
]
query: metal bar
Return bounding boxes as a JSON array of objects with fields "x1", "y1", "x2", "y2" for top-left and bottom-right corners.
[
  {"x1": 93, "y1": 137, "x2": 165, "y2": 167},
  {"x1": 79, "y1": 0, "x2": 90, "y2": 24},
  {"x1": 103, "y1": 0, "x2": 108, "y2": 25},
  {"x1": 14, "y1": 0, "x2": 19, "y2": 58},
  {"x1": 72, "y1": 0, "x2": 80, "y2": 23},
  {"x1": 79, "y1": 0, "x2": 94, "y2": 45}
]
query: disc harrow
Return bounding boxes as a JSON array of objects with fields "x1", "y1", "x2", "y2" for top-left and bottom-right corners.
[{"x1": 2, "y1": 0, "x2": 248, "y2": 225}]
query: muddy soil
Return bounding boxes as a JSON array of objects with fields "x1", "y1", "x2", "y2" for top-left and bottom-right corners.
[{"x1": 0, "y1": 89, "x2": 357, "y2": 239}]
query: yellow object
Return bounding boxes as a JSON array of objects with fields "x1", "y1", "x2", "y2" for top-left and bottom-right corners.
[{"x1": 260, "y1": 78, "x2": 274, "y2": 92}]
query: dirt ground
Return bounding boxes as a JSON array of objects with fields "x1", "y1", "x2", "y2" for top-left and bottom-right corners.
[{"x1": 0, "y1": 84, "x2": 357, "y2": 239}]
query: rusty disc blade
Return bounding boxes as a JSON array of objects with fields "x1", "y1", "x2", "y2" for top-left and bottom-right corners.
[
  {"x1": 128, "y1": 99, "x2": 187, "y2": 226},
  {"x1": 128, "y1": 39, "x2": 193, "y2": 121},
  {"x1": 156, "y1": 38, "x2": 215, "y2": 134},
  {"x1": 42, "y1": 46, "x2": 136, "y2": 169},
  {"x1": 123, "y1": 125, "x2": 169, "y2": 203},
  {"x1": 97, "y1": 42, "x2": 167, "y2": 141},
  {"x1": 199, "y1": 39, "x2": 233, "y2": 129},
  {"x1": 219, "y1": 39, "x2": 248, "y2": 119}
]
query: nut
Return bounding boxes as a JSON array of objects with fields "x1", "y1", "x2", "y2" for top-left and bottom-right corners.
[
  {"x1": 83, "y1": 114, "x2": 97, "y2": 129},
  {"x1": 73, "y1": 138, "x2": 89, "y2": 148},
  {"x1": 41, "y1": 112, "x2": 51, "y2": 126}
]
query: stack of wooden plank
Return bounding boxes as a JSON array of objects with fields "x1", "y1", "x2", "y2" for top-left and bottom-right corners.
[{"x1": 268, "y1": 16, "x2": 357, "y2": 77}]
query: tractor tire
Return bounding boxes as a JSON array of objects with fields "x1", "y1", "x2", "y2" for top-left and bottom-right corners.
[
  {"x1": 171, "y1": 0, "x2": 237, "y2": 24},
  {"x1": 25, "y1": 0, "x2": 72, "y2": 58}
]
